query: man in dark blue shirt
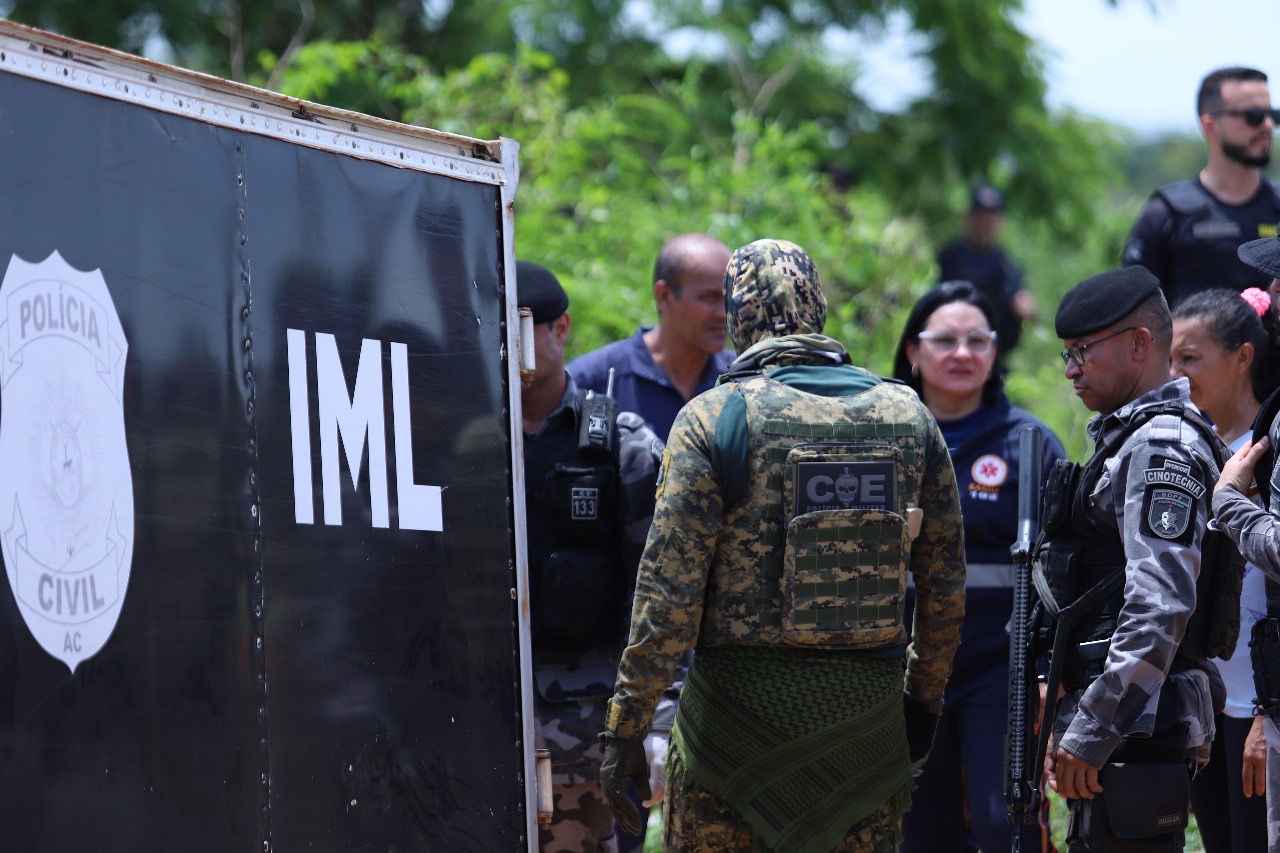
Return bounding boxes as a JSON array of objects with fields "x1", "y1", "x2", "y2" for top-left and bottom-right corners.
[
  {"x1": 568, "y1": 233, "x2": 733, "y2": 440},
  {"x1": 937, "y1": 181, "x2": 1036, "y2": 355}
]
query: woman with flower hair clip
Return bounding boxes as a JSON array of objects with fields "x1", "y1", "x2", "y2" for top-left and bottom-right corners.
[{"x1": 1172, "y1": 285, "x2": 1280, "y2": 852}]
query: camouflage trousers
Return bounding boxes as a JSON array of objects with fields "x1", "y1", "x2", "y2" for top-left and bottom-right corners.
[
  {"x1": 539, "y1": 781, "x2": 618, "y2": 853},
  {"x1": 1266, "y1": 714, "x2": 1280, "y2": 851},
  {"x1": 660, "y1": 743, "x2": 903, "y2": 852}
]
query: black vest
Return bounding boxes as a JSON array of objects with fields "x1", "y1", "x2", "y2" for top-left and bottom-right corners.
[
  {"x1": 1151, "y1": 178, "x2": 1280, "y2": 307},
  {"x1": 1034, "y1": 401, "x2": 1239, "y2": 687},
  {"x1": 523, "y1": 396, "x2": 627, "y2": 648}
]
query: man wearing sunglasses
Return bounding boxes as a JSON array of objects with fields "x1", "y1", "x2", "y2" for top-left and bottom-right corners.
[
  {"x1": 1037, "y1": 266, "x2": 1237, "y2": 851},
  {"x1": 1124, "y1": 66, "x2": 1280, "y2": 308}
]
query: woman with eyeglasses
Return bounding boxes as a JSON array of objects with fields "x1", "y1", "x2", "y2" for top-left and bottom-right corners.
[
  {"x1": 891, "y1": 280, "x2": 1066, "y2": 852},
  {"x1": 1172, "y1": 287, "x2": 1280, "y2": 853}
]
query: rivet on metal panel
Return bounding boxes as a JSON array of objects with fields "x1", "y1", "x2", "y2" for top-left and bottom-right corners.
[
  {"x1": 243, "y1": 338, "x2": 252, "y2": 351},
  {"x1": 250, "y1": 503, "x2": 258, "y2": 518}
]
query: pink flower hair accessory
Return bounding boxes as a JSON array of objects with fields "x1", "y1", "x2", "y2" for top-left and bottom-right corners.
[{"x1": 1241, "y1": 287, "x2": 1271, "y2": 317}]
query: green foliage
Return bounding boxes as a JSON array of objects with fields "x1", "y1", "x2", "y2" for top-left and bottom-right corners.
[
  {"x1": 271, "y1": 36, "x2": 1130, "y2": 459},
  {"x1": 371, "y1": 47, "x2": 937, "y2": 362},
  {"x1": 11, "y1": 0, "x2": 1135, "y2": 244},
  {"x1": 8, "y1": 0, "x2": 1164, "y2": 462}
]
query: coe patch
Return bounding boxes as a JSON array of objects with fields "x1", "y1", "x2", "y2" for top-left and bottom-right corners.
[{"x1": 794, "y1": 460, "x2": 896, "y2": 514}]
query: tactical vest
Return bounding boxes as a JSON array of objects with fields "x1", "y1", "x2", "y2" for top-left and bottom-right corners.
[
  {"x1": 1151, "y1": 178, "x2": 1280, "y2": 304},
  {"x1": 524, "y1": 394, "x2": 627, "y2": 648},
  {"x1": 698, "y1": 373, "x2": 927, "y2": 649},
  {"x1": 1034, "y1": 401, "x2": 1243, "y2": 687}
]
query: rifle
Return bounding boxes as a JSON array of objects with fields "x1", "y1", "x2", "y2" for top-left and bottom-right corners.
[{"x1": 1004, "y1": 424, "x2": 1043, "y2": 853}]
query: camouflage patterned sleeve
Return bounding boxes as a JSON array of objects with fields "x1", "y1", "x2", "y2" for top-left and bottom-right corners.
[
  {"x1": 1060, "y1": 427, "x2": 1214, "y2": 767},
  {"x1": 1213, "y1": 484, "x2": 1280, "y2": 579},
  {"x1": 1213, "y1": 433, "x2": 1280, "y2": 577},
  {"x1": 615, "y1": 411, "x2": 665, "y2": 581},
  {"x1": 903, "y1": 413, "x2": 966, "y2": 706},
  {"x1": 606, "y1": 394, "x2": 726, "y2": 740}
]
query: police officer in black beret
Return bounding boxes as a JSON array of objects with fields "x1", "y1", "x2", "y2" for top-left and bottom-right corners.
[
  {"x1": 1035, "y1": 266, "x2": 1235, "y2": 851},
  {"x1": 516, "y1": 260, "x2": 664, "y2": 852}
]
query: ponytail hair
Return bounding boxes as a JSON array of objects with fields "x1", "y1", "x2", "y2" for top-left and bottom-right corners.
[{"x1": 1174, "y1": 287, "x2": 1280, "y2": 402}]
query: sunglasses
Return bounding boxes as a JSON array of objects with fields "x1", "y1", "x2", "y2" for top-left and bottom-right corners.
[{"x1": 1213, "y1": 107, "x2": 1280, "y2": 127}]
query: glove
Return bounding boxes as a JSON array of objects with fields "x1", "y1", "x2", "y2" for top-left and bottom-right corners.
[
  {"x1": 598, "y1": 732, "x2": 651, "y2": 835},
  {"x1": 903, "y1": 694, "x2": 941, "y2": 769}
]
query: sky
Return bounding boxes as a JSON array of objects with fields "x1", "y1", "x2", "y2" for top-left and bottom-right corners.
[{"x1": 845, "y1": 0, "x2": 1280, "y2": 137}]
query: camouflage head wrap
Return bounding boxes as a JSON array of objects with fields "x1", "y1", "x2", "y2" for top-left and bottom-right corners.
[{"x1": 726, "y1": 239, "x2": 827, "y2": 352}]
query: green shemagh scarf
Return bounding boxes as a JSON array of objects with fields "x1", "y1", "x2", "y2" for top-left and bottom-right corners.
[
  {"x1": 726, "y1": 333, "x2": 850, "y2": 373},
  {"x1": 671, "y1": 646, "x2": 911, "y2": 852}
]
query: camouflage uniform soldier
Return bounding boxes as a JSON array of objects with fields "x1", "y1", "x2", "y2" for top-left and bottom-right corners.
[
  {"x1": 597, "y1": 239, "x2": 966, "y2": 852},
  {"x1": 517, "y1": 261, "x2": 664, "y2": 853},
  {"x1": 1213, "y1": 232, "x2": 1280, "y2": 851},
  {"x1": 1041, "y1": 266, "x2": 1231, "y2": 852}
]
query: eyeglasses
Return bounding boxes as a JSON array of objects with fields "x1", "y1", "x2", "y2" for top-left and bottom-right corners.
[
  {"x1": 1059, "y1": 326, "x2": 1137, "y2": 367},
  {"x1": 1212, "y1": 107, "x2": 1280, "y2": 127},
  {"x1": 917, "y1": 330, "x2": 997, "y2": 354}
]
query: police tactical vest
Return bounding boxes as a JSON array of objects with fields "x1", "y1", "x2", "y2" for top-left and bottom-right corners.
[
  {"x1": 699, "y1": 374, "x2": 926, "y2": 649},
  {"x1": 524, "y1": 395, "x2": 627, "y2": 647},
  {"x1": 1152, "y1": 178, "x2": 1280, "y2": 304},
  {"x1": 1034, "y1": 401, "x2": 1243, "y2": 681}
]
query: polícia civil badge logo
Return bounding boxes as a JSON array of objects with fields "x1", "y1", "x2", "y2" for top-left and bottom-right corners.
[{"x1": 0, "y1": 251, "x2": 132, "y2": 672}]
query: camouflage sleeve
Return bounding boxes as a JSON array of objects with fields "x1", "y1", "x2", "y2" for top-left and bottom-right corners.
[
  {"x1": 606, "y1": 395, "x2": 725, "y2": 739},
  {"x1": 615, "y1": 412, "x2": 665, "y2": 578},
  {"x1": 904, "y1": 412, "x2": 966, "y2": 705},
  {"x1": 1060, "y1": 429, "x2": 1212, "y2": 767},
  {"x1": 1212, "y1": 442, "x2": 1280, "y2": 577}
]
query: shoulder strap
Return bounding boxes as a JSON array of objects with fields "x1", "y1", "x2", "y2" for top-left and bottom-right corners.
[
  {"x1": 1155, "y1": 179, "x2": 1211, "y2": 218},
  {"x1": 1267, "y1": 178, "x2": 1280, "y2": 213},
  {"x1": 1254, "y1": 385, "x2": 1280, "y2": 510},
  {"x1": 1247, "y1": 384, "x2": 1280, "y2": 615}
]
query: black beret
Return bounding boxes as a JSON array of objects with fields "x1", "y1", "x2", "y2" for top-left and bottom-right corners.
[
  {"x1": 516, "y1": 260, "x2": 569, "y2": 323},
  {"x1": 1239, "y1": 235, "x2": 1280, "y2": 279},
  {"x1": 1055, "y1": 266, "x2": 1161, "y2": 339}
]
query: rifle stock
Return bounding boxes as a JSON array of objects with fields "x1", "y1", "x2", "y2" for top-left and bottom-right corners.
[{"x1": 1004, "y1": 424, "x2": 1043, "y2": 852}]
